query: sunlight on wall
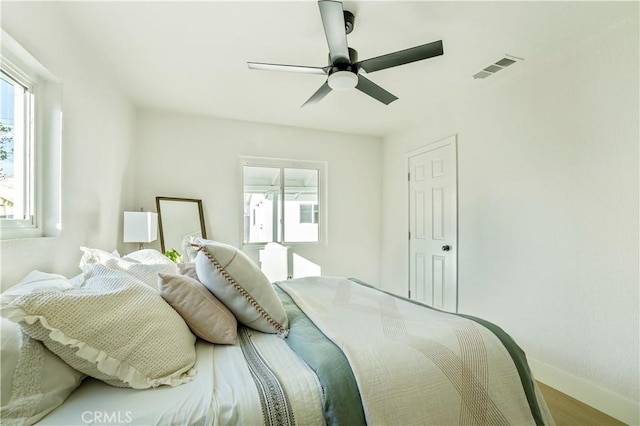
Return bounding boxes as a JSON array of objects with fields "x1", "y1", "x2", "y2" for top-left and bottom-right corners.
[
  {"x1": 292, "y1": 253, "x2": 321, "y2": 278},
  {"x1": 259, "y1": 243, "x2": 288, "y2": 282},
  {"x1": 258, "y1": 243, "x2": 323, "y2": 282}
]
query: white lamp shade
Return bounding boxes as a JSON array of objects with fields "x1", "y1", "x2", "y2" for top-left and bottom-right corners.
[{"x1": 123, "y1": 212, "x2": 158, "y2": 243}]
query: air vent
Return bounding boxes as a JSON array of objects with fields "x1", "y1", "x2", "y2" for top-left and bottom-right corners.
[
  {"x1": 495, "y1": 58, "x2": 516, "y2": 67},
  {"x1": 473, "y1": 55, "x2": 523, "y2": 79}
]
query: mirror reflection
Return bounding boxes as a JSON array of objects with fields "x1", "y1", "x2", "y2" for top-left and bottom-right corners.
[{"x1": 156, "y1": 197, "x2": 206, "y2": 257}]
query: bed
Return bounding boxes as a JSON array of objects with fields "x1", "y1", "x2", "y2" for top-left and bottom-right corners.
[{"x1": 1, "y1": 242, "x2": 555, "y2": 426}]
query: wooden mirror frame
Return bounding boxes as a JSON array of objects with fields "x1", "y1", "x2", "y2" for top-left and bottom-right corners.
[{"x1": 155, "y1": 196, "x2": 207, "y2": 254}]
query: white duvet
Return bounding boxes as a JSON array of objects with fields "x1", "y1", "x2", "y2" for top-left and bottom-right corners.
[{"x1": 38, "y1": 334, "x2": 323, "y2": 426}]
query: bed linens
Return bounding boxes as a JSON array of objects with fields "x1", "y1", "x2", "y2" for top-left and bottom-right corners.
[
  {"x1": 32, "y1": 273, "x2": 554, "y2": 426},
  {"x1": 276, "y1": 276, "x2": 555, "y2": 426},
  {"x1": 276, "y1": 286, "x2": 366, "y2": 426},
  {"x1": 36, "y1": 341, "x2": 217, "y2": 426},
  {"x1": 37, "y1": 331, "x2": 324, "y2": 426}
]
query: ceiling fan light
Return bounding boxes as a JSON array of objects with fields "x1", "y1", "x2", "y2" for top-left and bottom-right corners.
[{"x1": 328, "y1": 71, "x2": 358, "y2": 91}]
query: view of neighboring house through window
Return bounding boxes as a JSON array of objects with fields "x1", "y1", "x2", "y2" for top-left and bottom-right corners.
[
  {"x1": 0, "y1": 69, "x2": 33, "y2": 224},
  {"x1": 243, "y1": 161, "x2": 322, "y2": 244}
]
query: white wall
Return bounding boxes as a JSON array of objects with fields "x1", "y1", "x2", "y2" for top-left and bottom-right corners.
[
  {"x1": 134, "y1": 109, "x2": 382, "y2": 286},
  {"x1": 0, "y1": 2, "x2": 136, "y2": 290},
  {"x1": 381, "y1": 16, "x2": 639, "y2": 421},
  {"x1": 1, "y1": 1, "x2": 635, "y2": 421}
]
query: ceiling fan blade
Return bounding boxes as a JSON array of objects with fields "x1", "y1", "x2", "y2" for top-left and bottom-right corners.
[
  {"x1": 302, "y1": 82, "x2": 332, "y2": 107},
  {"x1": 355, "y1": 40, "x2": 444, "y2": 74},
  {"x1": 356, "y1": 75, "x2": 398, "y2": 105},
  {"x1": 248, "y1": 62, "x2": 328, "y2": 75},
  {"x1": 318, "y1": 1, "x2": 350, "y2": 65}
]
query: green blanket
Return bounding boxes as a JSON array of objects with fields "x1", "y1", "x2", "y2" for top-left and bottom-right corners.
[{"x1": 275, "y1": 285, "x2": 366, "y2": 426}]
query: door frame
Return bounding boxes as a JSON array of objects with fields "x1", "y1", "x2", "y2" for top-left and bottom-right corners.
[{"x1": 406, "y1": 134, "x2": 459, "y2": 311}]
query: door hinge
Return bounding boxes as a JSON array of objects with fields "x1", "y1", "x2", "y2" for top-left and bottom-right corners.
[
  {"x1": 408, "y1": 172, "x2": 410, "y2": 181},
  {"x1": 408, "y1": 231, "x2": 411, "y2": 240},
  {"x1": 408, "y1": 289, "x2": 411, "y2": 298}
]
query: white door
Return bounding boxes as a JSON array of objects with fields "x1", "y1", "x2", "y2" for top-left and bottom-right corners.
[{"x1": 408, "y1": 135, "x2": 457, "y2": 312}]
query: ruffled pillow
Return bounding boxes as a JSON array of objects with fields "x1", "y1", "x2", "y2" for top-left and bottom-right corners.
[
  {"x1": 1, "y1": 267, "x2": 196, "y2": 389},
  {"x1": 1, "y1": 272, "x2": 85, "y2": 425}
]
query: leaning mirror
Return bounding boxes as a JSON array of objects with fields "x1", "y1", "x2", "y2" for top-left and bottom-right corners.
[{"x1": 156, "y1": 197, "x2": 207, "y2": 257}]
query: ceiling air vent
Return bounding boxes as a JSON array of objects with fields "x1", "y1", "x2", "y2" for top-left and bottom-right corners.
[{"x1": 473, "y1": 55, "x2": 523, "y2": 79}]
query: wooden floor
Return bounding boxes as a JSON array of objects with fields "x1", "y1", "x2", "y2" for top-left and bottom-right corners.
[{"x1": 537, "y1": 382, "x2": 626, "y2": 426}]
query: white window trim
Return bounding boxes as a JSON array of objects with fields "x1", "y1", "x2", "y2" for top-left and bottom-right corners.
[
  {"x1": 1, "y1": 30, "x2": 62, "y2": 240},
  {"x1": 1, "y1": 63, "x2": 36, "y2": 231},
  {"x1": 240, "y1": 156, "x2": 328, "y2": 248}
]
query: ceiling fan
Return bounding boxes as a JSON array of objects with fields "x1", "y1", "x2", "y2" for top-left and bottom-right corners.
[{"x1": 247, "y1": 0, "x2": 444, "y2": 107}]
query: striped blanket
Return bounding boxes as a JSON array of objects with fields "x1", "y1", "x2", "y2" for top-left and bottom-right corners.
[{"x1": 277, "y1": 277, "x2": 555, "y2": 426}]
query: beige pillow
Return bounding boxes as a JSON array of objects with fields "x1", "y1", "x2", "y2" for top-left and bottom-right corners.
[
  {"x1": 2, "y1": 266, "x2": 196, "y2": 389},
  {"x1": 177, "y1": 262, "x2": 198, "y2": 280},
  {"x1": 158, "y1": 273, "x2": 237, "y2": 344},
  {"x1": 194, "y1": 240, "x2": 289, "y2": 337},
  {"x1": 1, "y1": 314, "x2": 84, "y2": 425}
]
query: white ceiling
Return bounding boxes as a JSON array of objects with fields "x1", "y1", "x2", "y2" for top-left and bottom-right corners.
[{"x1": 60, "y1": 1, "x2": 633, "y2": 137}]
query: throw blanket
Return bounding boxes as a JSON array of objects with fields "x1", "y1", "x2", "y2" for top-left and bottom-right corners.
[
  {"x1": 276, "y1": 287, "x2": 366, "y2": 426},
  {"x1": 277, "y1": 277, "x2": 555, "y2": 426}
]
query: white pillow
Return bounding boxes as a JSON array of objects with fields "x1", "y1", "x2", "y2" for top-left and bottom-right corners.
[
  {"x1": 2, "y1": 266, "x2": 196, "y2": 389},
  {"x1": 1, "y1": 271, "x2": 76, "y2": 306},
  {"x1": 80, "y1": 247, "x2": 177, "y2": 288},
  {"x1": 1, "y1": 317, "x2": 84, "y2": 425},
  {"x1": 181, "y1": 236, "x2": 201, "y2": 262},
  {"x1": 194, "y1": 239, "x2": 289, "y2": 337},
  {"x1": 78, "y1": 246, "x2": 120, "y2": 267}
]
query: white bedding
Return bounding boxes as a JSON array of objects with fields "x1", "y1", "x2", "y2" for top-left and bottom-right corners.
[
  {"x1": 38, "y1": 332, "x2": 323, "y2": 426},
  {"x1": 27, "y1": 274, "x2": 553, "y2": 426}
]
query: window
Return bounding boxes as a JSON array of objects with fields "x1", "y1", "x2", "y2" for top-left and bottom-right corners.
[
  {"x1": 299, "y1": 204, "x2": 319, "y2": 224},
  {"x1": 242, "y1": 158, "x2": 326, "y2": 245},
  {"x1": 1, "y1": 69, "x2": 34, "y2": 226},
  {"x1": 1, "y1": 30, "x2": 62, "y2": 239}
]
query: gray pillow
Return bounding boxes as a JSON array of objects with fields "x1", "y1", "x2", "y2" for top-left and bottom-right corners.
[{"x1": 194, "y1": 240, "x2": 289, "y2": 337}]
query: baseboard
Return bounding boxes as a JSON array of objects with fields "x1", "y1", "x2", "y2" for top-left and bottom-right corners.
[{"x1": 528, "y1": 358, "x2": 639, "y2": 425}]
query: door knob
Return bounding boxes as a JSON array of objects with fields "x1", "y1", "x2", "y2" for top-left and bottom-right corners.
[{"x1": 441, "y1": 245, "x2": 451, "y2": 251}]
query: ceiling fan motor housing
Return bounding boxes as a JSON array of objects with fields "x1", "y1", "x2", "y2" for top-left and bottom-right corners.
[
  {"x1": 328, "y1": 47, "x2": 358, "y2": 68},
  {"x1": 327, "y1": 47, "x2": 359, "y2": 91},
  {"x1": 344, "y1": 10, "x2": 355, "y2": 34}
]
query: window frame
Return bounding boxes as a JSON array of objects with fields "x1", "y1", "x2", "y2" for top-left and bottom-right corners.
[
  {"x1": 1, "y1": 65, "x2": 36, "y2": 231},
  {"x1": 240, "y1": 156, "x2": 327, "y2": 248},
  {"x1": 1, "y1": 30, "x2": 62, "y2": 240},
  {"x1": 299, "y1": 203, "x2": 319, "y2": 224}
]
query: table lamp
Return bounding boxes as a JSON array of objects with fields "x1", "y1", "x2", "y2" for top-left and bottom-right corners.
[{"x1": 123, "y1": 210, "x2": 158, "y2": 250}]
